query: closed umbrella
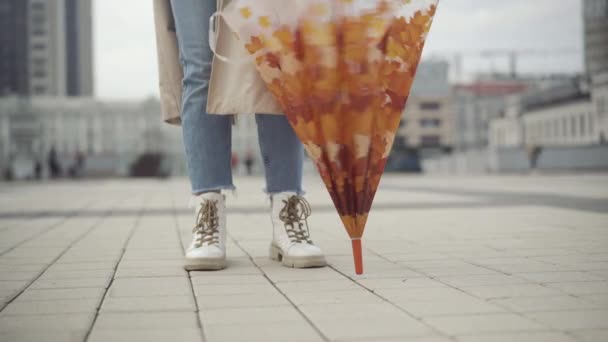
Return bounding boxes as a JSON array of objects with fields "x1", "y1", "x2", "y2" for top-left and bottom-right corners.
[{"x1": 218, "y1": 0, "x2": 438, "y2": 274}]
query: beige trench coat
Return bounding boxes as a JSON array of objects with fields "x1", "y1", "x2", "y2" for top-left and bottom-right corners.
[{"x1": 153, "y1": 0, "x2": 281, "y2": 125}]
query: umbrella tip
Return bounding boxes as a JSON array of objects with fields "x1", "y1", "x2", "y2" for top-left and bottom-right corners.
[{"x1": 352, "y1": 239, "x2": 363, "y2": 275}]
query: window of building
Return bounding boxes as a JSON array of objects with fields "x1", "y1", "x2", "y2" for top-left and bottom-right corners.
[
  {"x1": 585, "y1": 0, "x2": 608, "y2": 17},
  {"x1": 571, "y1": 117, "x2": 577, "y2": 137},
  {"x1": 598, "y1": 96, "x2": 607, "y2": 115},
  {"x1": 31, "y1": 2, "x2": 45, "y2": 11},
  {"x1": 420, "y1": 119, "x2": 441, "y2": 128},
  {"x1": 33, "y1": 86, "x2": 46, "y2": 94},
  {"x1": 32, "y1": 70, "x2": 46, "y2": 78},
  {"x1": 580, "y1": 114, "x2": 586, "y2": 136},
  {"x1": 419, "y1": 102, "x2": 441, "y2": 111},
  {"x1": 32, "y1": 43, "x2": 45, "y2": 51},
  {"x1": 421, "y1": 135, "x2": 441, "y2": 147},
  {"x1": 399, "y1": 120, "x2": 407, "y2": 128},
  {"x1": 32, "y1": 58, "x2": 45, "y2": 68}
]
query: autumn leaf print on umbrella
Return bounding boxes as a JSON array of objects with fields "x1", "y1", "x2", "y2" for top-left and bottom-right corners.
[{"x1": 218, "y1": 0, "x2": 438, "y2": 274}]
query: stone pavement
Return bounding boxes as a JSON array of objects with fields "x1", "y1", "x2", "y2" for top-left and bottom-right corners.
[{"x1": 0, "y1": 174, "x2": 607, "y2": 342}]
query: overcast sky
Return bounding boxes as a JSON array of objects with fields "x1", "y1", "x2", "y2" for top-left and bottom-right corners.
[{"x1": 93, "y1": 0, "x2": 584, "y2": 100}]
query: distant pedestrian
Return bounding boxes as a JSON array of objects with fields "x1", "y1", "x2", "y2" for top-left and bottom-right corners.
[
  {"x1": 244, "y1": 151, "x2": 255, "y2": 176},
  {"x1": 231, "y1": 152, "x2": 239, "y2": 171},
  {"x1": 34, "y1": 160, "x2": 42, "y2": 180},
  {"x1": 48, "y1": 146, "x2": 61, "y2": 178},
  {"x1": 69, "y1": 151, "x2": 86, "y2": 178}
]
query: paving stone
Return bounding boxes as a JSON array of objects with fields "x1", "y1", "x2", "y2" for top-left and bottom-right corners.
[
  {"x1": 514, "y1": 271, "x2": 604, "y2": 283},
  {"x1": 546, "y1": 281, "x2": 608, "y2": 295},
  {"x1": 337, "y1": 336, "x2": 452, "y2": 342},
  {"x1": 37, "y1": 269, "x2": 114, "y2": 280},
  {"x1": 94, "y1": 312, "x2": 199, "y2": 330},
  {"x1": 395, "y1": 297, "x2": 507, "y2": 317},
  {"x1": 87, "y1": 328, "x2": 203, "y2": 342},
  {"x1": 114, "y1": 267, "x2": 187, "y2": 278},
  {"x1": 0, "y1": 280, "x2": 28, "y2": 293},
  {"x1": 118, "y1": 259, "x2": 184, "y2": 269},
  {"x1": 437, "y1": 274, "x2": 529, "y2": 287},
  {"x1": 0, "y1": 264, "x2": 46, "y2": 273},
  {"x1": 408, "y1": 265, "x2": 499, "y2": 277},
  {"x1": 355, "y1": 277, "x2": 447, "y2": 290},
  {"x1": 197, "y1": 293, "x2": 290, "y2": 310},
  {"x1": 580, "y1": 294, "x2": 608, "y2": 307},
  {"x1": 456, "y1": 332, "x2": 578, "y2": 342},
  {"x1": 16, "y1": 287, "x2": 105, "y2": 302},
  {"x1": 490, "y1": 296, "x2": 600, "y2": 312},
  {"x1": 299, "y1": 303, "x2": 415, "y2": 321},
  {"x1": 29, "y1": 277, "x2": 111, "y2": 289},
  {"x1": 192, "y1": 283, "x2": 279, "y2": 296},
  {"x1": 190, "y1": 274, "x2": 268, "y2": 285},
  {"x1": 201, "y1": 306, "x2": 302, "y2": 325},
  {"x1": 0, "y1": 331, "x2": 87, "y2": 342},
  {"x1": 101, "y1": 295, "x2": 196, "y2": 312},
  {"x1": 423, "y1": 313, "x2": 545, "y2": 335},
  {"x1": 276, "y1": 279, "x2": 360, "y2": 293},
  {"x1": 204, "y1": 321, "x2": 324, "y2": 342},
  {"x1": 47, "y1": 262, "x2": 116, "y2": 271},
  {"x1": 375, "y1": 287, "x2": 474, "y2": 302},
  {"x1": 0, "y1": 271, "x2": 41, "y2": 281},
  {"x1": 524, "y1": 310, "x2": 608, "y2": 330},
  {"x1": 285, "y1": 289, "x2": 384, "y2": 306},
  {"x1": 108, "y1": 277, "x2": 191, "y2": 297},
  {"x1": 571, "y1": 329, "x2": 608, "y2": 342},
  {"x1": 2, "y1": 298, "x2": 100, "y2": 315},
  {"x1": 0, "y1": 313, "x2": 95, "y2": 331},
  {"x1": 314, "y1": 316, "x2": 432, "y2": 340},
  {"x1": 459, "y1": 284, "x2": 564, "y2": 299},
  {"x1": 261, "y1": 267, "x2": 344, "y2": 282}
]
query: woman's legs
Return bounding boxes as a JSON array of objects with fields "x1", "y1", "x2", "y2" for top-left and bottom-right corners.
[
  {"x1": 171, "y1": 0, "x2": 234, "y2": 194},
  {"x1": 256, "y1": 114, "x2": 304, "y2": 194}
]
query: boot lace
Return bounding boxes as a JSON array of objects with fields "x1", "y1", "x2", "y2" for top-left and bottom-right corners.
[
  {"x1": 192, "y1": 200, "x2": 220, "y2": 248},
  {"x1": 279, "y1": 195, "x2": 313, "y2": 244}
]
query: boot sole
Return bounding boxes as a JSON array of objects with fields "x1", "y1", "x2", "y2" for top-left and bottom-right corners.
[
  {"x1": 269, "y1": 243, "x2": 327, "y2": 268},
  {"x1": 184, "y1": 258, "x2": 227, "y2": 271}
]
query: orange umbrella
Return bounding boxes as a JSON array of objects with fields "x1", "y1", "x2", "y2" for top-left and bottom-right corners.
[{"x1": 219, "y1": 0, "x2": 438, "y2": 274}]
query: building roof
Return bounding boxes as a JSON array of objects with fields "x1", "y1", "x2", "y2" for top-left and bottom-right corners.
[
  {"x1": 453, "y1": 81, "x2": 530, "y2": 97},
  {"x1": 521, "y1": 80, "x2": 591, "y2": 113}
]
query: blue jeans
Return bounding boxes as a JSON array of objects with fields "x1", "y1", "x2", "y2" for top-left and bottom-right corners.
[{"x1": 170, "y1": 0, "x2": 304, "y2": 195}]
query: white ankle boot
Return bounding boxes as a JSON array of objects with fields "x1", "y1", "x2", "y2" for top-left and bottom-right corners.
[
  {"x1": 269, "y1": 192, "x2": 327, "y2": 268},
  {"x1": 184, "y1": 192, "x2": 227, "y2": 271}
]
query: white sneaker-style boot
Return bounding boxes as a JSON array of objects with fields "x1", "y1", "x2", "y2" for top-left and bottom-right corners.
[
  {"x1": 269, "y1": 192, "x2": 327, "y2": 268},
  {"x1": 184, "y1": 192, "x2": 227, "y2": 271}
]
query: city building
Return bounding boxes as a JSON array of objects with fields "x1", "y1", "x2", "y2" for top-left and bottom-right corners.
[
  {"x1": 522, "y1": 93, "x2": 595, "y2": 148},
  {"x1": 592, "y1": 72, "x2": 608, "y2": 142},
  {"x1": 0, "y1": 97, "x2": 185, "y2": 178},
  {"x1": 452, "y1": 76, "x2": 531, "y2": 151},
  {"x1": 0, "y1": 0, "x2": 29, "y2": 96},
  {"x1": 65, "y1": 0, "x2": 93, "y2": 96},
  {"x1": 583, "y1": 0, "x2": 608, "y2": 76},
  {"x1": 397, "y1": 60, "x2": 454, "y2": 152},
  {"x1": 400, "y1": 96, "x2": 454, "y2": 151},
  {"x1": 0, "y1": 0, "x2": 93, "y2": 97},
  {"x1": 489, "y1": 79, "x2": 598, "y2": 148}
]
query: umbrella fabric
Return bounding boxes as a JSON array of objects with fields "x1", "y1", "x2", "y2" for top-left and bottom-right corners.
[{"x1": 220, "y1": 0, "x2": 438, "y2": 274}]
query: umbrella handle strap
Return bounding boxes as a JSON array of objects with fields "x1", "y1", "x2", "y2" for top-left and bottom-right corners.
[
  {"x1": 352, "y1": 239, "x2": 363, "y2": 275},
  {"x1": 209, "y1": 11, "x2": 267, "y2": 65}
]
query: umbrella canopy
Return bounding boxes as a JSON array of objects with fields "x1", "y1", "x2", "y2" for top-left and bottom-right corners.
[{"x1": 220, "y1": 0, "x2": 438, "y2": 274}]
